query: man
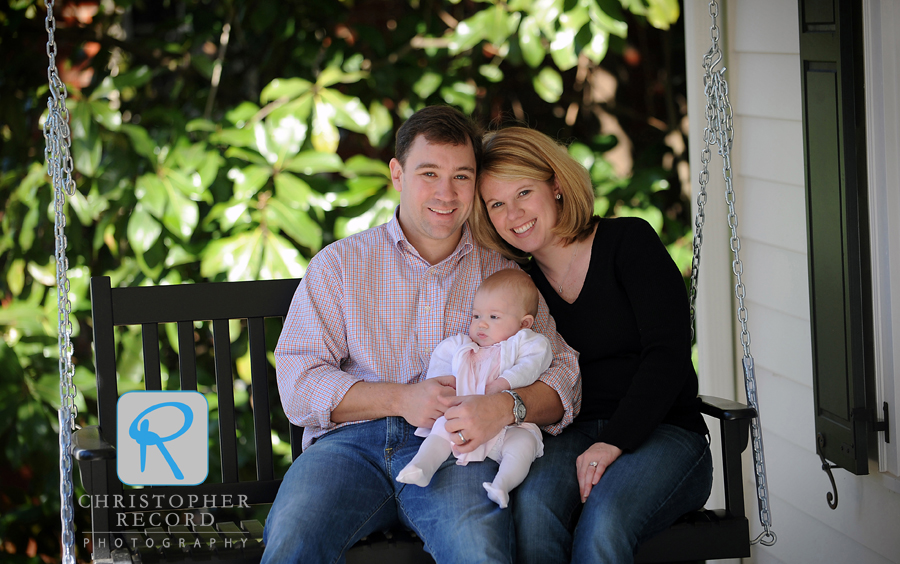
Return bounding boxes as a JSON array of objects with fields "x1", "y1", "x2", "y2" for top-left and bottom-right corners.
[{"x1": 263, "y1": 106, "x2": 580, "y2": 563}]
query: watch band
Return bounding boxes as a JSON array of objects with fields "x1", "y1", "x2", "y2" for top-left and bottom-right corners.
[{"x1": 501, "y1": 389, "x2": 526, "y2": 426}]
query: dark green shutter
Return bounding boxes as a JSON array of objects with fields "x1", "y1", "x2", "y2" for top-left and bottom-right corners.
[{"x1": 798, "y1": 0, "x2": 874, "y2": 475}]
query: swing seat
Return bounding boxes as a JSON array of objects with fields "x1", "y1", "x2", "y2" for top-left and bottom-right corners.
[{"x1": 73, "y1": 276, "x2": 755, "y2": 563}]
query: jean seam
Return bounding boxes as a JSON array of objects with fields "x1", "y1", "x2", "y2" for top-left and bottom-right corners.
[
  {"x1": 395, "y1": 494, "x2": 435, "y2": 557},
  {"x1": 334, "y1": 492, "x2": 395, "y2": 564}
]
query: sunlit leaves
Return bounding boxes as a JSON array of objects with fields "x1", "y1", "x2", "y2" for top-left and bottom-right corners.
[
  {"x1": 260, "y1": 78, "x2": 313, "y2": 104},
  {"x1": 228, "y1": 165, "x2": 271, "y2": 200},
  {"x1": 413, "y1": 72, "x2": 443, "y2": 99},
  {"x1": 70, "y1": 101, "x2": 102, "y2": 176},
  {"x1": 126, "y1": 208, "x2": 162, "y2": 254},
  {"x1": 533, "y1": 67, "x2": 563, "y2": 103}
]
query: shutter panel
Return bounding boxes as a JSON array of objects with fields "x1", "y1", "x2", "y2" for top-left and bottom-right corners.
[{"x1": 798, "y1": 0, "x2": 873, "y2": 475}]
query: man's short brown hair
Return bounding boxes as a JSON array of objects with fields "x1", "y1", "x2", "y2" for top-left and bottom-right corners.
[{"x1": 395, "y1": 106, "x2": 483, "y2": 168}]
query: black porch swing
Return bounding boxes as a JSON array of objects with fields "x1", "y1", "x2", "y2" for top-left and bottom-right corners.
[{"x1": 49, "y1": 1, "x2": 776, "y2": 562}]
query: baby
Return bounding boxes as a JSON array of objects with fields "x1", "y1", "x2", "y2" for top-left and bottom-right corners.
[{"x1": 396, "y1": 269, "x2": 552, "y2": 508}]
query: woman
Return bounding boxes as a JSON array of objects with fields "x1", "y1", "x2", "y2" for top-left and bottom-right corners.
[{"x1": 472, "y1": 127, "x2": 712, "y2": 563}]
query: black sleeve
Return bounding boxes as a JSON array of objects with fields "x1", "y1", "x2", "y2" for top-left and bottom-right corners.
[{"x1": 596, "y1": 218, "x2": 694, "y2": 452}]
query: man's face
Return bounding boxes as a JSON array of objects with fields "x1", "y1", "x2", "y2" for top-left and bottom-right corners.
[{"x1": 389, "y1": 135, "x2": 476, "y2": 263}]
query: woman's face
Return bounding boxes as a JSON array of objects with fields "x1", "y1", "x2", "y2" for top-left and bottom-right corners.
[{"x1": 479, "y1": 175, "x2": 561, "y2": 255}]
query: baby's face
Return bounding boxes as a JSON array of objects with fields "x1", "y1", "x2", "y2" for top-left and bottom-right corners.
[{"x1": 468, "y1": 287, "x2": 527, "y2": 347}]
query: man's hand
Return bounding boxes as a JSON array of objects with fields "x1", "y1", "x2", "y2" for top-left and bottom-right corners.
[
  {"x1": 576, "y1": 442, "x2": 623, "y2": 502},
  {"x1": 398, "y1": 376, "x2": 457, "y2": 428},
  {"x1": 442, "y1": 393, "x2": 512, "y2": 453}
]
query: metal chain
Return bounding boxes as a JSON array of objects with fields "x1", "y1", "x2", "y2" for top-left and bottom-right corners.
[
  {"x1": 44, "y1": 1, "x2": 78, "y2": 562},
  {"x1": 690, "y1": 0, "x2": 776, "y2": 548}
]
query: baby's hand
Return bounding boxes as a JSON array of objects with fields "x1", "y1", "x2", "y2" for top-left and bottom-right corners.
[{"x1": 484, "y1": 377, "x2": 511, "y2": 395}]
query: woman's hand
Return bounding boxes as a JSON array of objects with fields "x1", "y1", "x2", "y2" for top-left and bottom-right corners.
[
  {"x1": 576, "y1": 442, "x2": 623, "y2": 502},
  {"x1": 442, "y1": 393, "x2": 511, "y2": 452}
]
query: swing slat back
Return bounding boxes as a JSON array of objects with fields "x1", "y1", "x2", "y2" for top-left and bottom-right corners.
[{"x1": 74, "y1": 275, "x2": 755, "y2": 563}]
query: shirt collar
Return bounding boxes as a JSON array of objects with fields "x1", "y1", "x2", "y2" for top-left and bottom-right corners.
[{"x1": 386, "y1": 206, "x2": 474, "y2": 266}]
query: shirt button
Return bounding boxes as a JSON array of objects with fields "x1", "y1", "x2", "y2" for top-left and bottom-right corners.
[{"x1": 424, "y1": 305, "x2": 431, "y2": 312}]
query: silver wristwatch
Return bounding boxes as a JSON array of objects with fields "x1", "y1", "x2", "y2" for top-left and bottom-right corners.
[{"x1": 501, "y1": 390, "x2": 526, "y2": 426}]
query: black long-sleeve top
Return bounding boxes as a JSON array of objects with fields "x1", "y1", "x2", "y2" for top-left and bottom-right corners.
[{"x1": 528, "y1": 217, "x2": 708, "y2": 452}]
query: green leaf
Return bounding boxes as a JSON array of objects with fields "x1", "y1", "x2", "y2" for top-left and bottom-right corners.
[
  {"x1": 485, "y1": 5, "x2": 520, "y2": 46},
  {"x1": 266, "y1": 114, "x2": 309, "y2": 164},
  {"x1": 201, "y1": 230, "x2": 264, "y2": 281},
  {"x1": 284, "y1": 151, "x2": 344, "y2": 175},
  {"x1": 646, "y1": 0, "x2": 680, "y2": 30},
  {"x1": 120, "y1": 123, "x2": 158, "y2": 162},
  {"x1": 225, "y1": 102, "x2": 262, "y2": 126},
  {"x1": 616, "y1": 205, "x2": 664, "y2": 233},
  {"x1": 162, "y1": 181, "x2": 199, "y2": 241},
  {"x1": 366, "y1": 101, "x2": 393, "y2": 148},
  {"x1": 316, "y1": 65, "x2": 367, "y2": 89},
  {"x1": 319, "y1": 89, "x2": 370, "y2": 133},
  {"x1": 208, "y1": 200, "x2": 251, "y2": 231},
  {"x1": 533, "y1": 67, "x2": 563, "y2": 103},
  {"x1": 449, "y1": 5, "x2": 519, "y2": 54},
  {"x1": 479, "y1": 64, "x2": 505, "y2": 83},
  {"x1": 210, "y1": 127, "x2": 256, "y2": 148},
  {"x1": 166, "y1": 168, "x2": 207, "y2": 201},
  {"x1": 581, "y1": 23, "x2": 610, "y2": 64},
  {"x1": 90, "y1": 66, "x2": 153, "y2": 100},
  {"x1": 227, "y1": 165, "x2": 272, "y2": 200},
  {"x1": 127, "y1": 208, "x2": 162, "y2": 254},
  {"x1": 260, "y1": 232, "x2": 309, "y2": 279},
  {"x1": 273, "y1": 172, "x2": 315, "y2": 209},
  {"x1": 261, "y1": 77, "x2": 313, "y2": 104},
  {"x1": 186, "y1": 118, "x2": 217, "y2": 132},
  {"x1": 413, "y1": 72, "x2": 443, "y2": 99},
  {"x1": 135, "y1": 173, "x2": 168, "y2": 218},
  {"x1": 73, "y1": 136, "x2": 102, "y2": 176},
  {"x1": 19, "y1": 206, "x2": 38, "y2": 252},
  {"x1": 225, "y1": 147, "x2": 268, "y2": 165},
  {"x1": 90, "y1": 100, "x2": 122, "y2": 131},
  {"x1": 264, "y1": 197, "x2": 323, "y2": 250},
  {"x1": 0, "y1": 302, "x2": 47, "y2": 335},
  {"x1": 7, "y1": 259, "x2": 25, "y2": 296},
  {"x1": 588, "y1": 0, "x2": 628, "y2": 37},
  {"x1": 549, "y1": 30, "x2": 578, "y2": 71},
  {"x1": 439, "y1": 82, "x2": 477, "y2": 114},
  {"x1": 343, "y1": 155, "x2": 391, "y2": 179},
  {"x1": 268, "y1": 93, "x2": 314, "y2": 125},
  {"x1": 310, "y1": 100, "x2": 340, "y2": 153},
  {"x1": 70, "y1": 101, "x2": 101, "y2": 175},
  {"x1": 518, "y1": 16, "x2": 545, "y2": 68}
]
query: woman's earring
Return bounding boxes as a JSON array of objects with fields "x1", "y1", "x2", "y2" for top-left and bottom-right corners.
[{"x1": 555, "y1": 193, "x2": 562, "y2": 200}]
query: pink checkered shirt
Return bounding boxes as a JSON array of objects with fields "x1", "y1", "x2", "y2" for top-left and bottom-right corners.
[{"x1": 275, "y1": 212, "x2": 581, "y2": 449}]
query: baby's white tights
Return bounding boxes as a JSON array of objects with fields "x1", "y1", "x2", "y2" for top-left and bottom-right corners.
[{"x1": 396, "y1": 427, "x2": 540, "y2": 509}]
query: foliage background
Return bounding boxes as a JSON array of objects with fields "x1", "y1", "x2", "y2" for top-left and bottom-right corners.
[{"x1": 1, "y1": 0, "x2": 690, "y2": 560}]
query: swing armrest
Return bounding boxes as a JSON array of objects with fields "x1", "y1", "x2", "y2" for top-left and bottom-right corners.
[
  {"x1": 698, "y1": 395, "x2": 757, "y2": 421},
  {"x1": 73, "y1": 425, "x2": 116, "y2": 461}
]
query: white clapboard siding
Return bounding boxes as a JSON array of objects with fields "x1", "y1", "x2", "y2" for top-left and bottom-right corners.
[{"x1": 686, "y1": 1, "x2": 900, "y2": 562}]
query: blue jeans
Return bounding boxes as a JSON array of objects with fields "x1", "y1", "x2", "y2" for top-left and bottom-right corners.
[
  {"x1": 262, "y1": 417, "x2": 514, "y2": 564},
  {"x1": 512, "y1": 420, "x2": 712, "y2": 564}
]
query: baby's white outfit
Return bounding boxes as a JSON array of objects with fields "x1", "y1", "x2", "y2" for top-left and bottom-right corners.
[{"x1": 396, "y1": 329, "x2": 553, "y2": 507}]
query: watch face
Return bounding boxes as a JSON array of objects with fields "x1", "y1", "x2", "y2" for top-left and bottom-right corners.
[{"x1": 514, "y1": 403, "x2": 526, "y2": 421}]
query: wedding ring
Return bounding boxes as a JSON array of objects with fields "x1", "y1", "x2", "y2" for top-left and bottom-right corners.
[
  {"x1": 457, "y1": 431, "x2": 467, "y2": 443},
  {"x1": 589, "y1": 461, "x2": 599, "y2": 467}
]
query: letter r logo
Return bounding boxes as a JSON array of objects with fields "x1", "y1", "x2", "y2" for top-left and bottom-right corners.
[{"x1": 117, "y1": 391, "x2": 208, "y2": 486}]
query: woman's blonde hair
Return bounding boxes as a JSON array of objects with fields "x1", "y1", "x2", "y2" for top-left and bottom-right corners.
[{"x1": 472, "y1": 127, "x2": 597, "y2": 262}]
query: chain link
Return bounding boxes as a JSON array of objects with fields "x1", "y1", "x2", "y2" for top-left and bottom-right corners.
[
  {"x1": 44, "y1": 1, "x2": 78, "y2": 562},
  {"x1": 690, "y1": 0, "x2": 776, "y2": 548}
]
